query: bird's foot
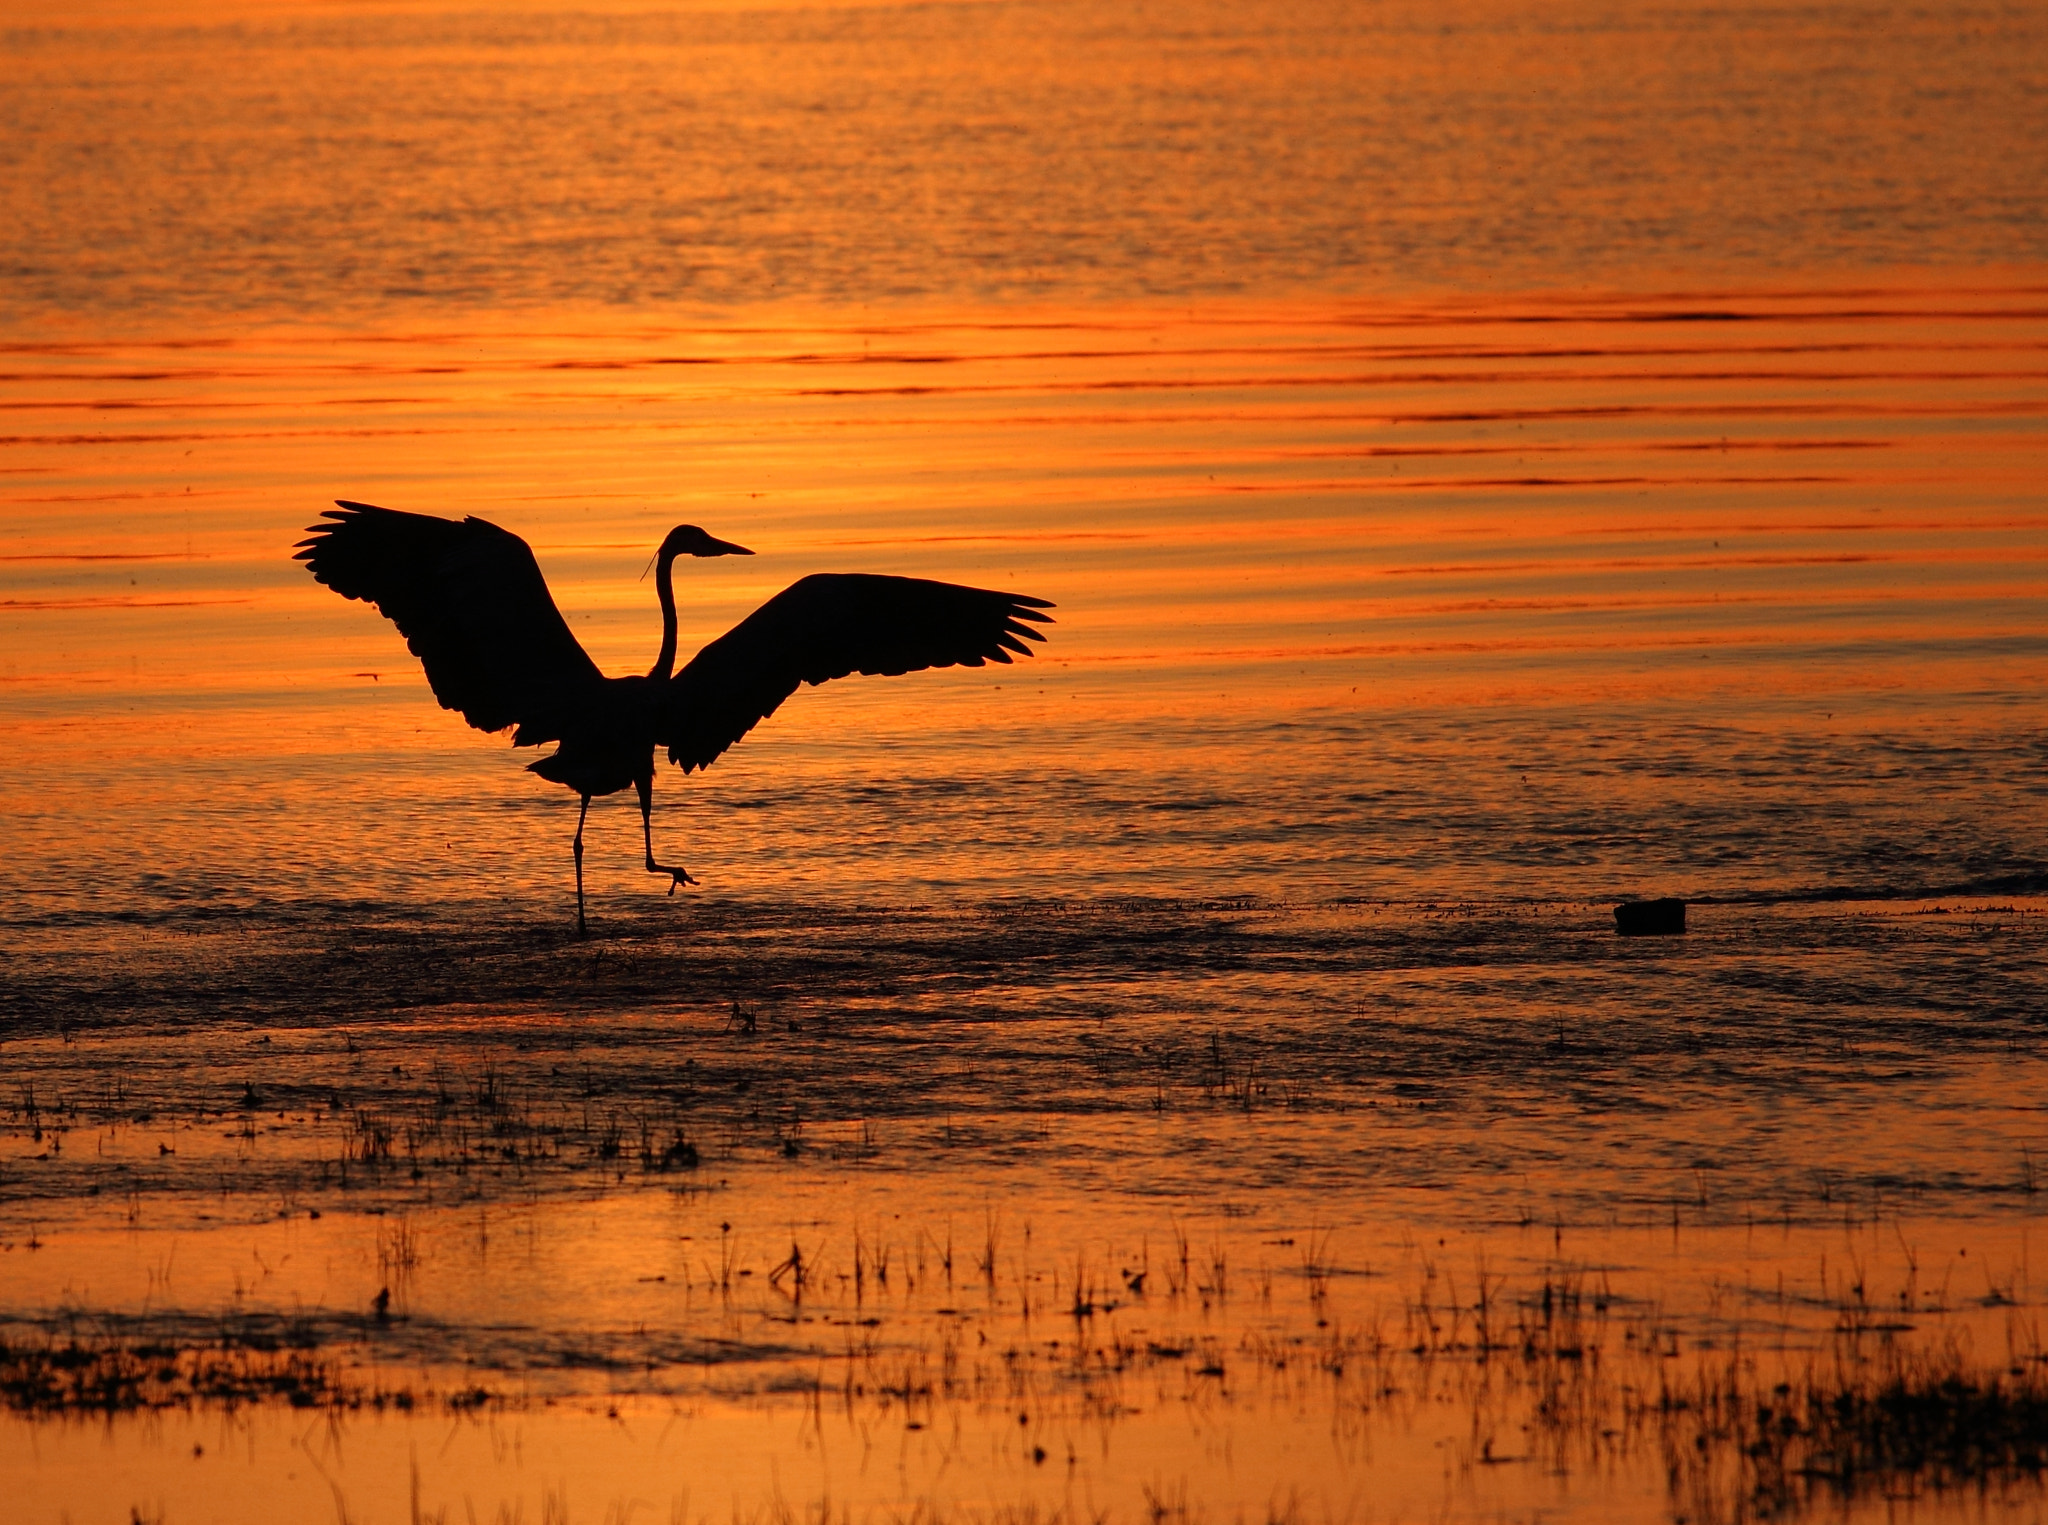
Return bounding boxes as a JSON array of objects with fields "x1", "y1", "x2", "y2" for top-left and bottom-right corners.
[{"x1": 650, "y1": 862, "x2": 697, "y2": 894}]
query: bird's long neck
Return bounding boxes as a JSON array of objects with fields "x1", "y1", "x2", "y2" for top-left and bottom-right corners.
[{"x1": 649, "y1": 550, "x2": 680, "y2": 680}]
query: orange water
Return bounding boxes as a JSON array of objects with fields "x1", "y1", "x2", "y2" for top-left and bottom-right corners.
[
  {"x1": 4, "y1": 1, "x2": 2048, "y2": 1520},
  {"x1": 4, "y1": 289, "x2": 2046, "y2": 924}
]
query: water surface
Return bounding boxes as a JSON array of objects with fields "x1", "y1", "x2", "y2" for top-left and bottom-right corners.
[{"x1": 3, "y1": 2, "x2": 2047, "y2": 1521}]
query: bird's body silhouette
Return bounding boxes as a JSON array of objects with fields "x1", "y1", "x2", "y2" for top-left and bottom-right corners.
[{"x1": 296, "y1": 500, "x2": 1053, "y2": 932}]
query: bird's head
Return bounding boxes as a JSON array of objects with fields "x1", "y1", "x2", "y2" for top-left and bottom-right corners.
[{"x1": 659, "y1": 524, "x2": 754, "y2": 561}]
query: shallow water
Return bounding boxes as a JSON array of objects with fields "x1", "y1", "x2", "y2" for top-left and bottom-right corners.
[
  {"x1": 5, "y1": 896, "x2": 2048, "y2": 1519},
  {"x1": 4, "y1": 289, "x2": 2045, "y2": 929},
  {"x1": 5, "y1": 0, "x2": 2048, "y2": 1520}
]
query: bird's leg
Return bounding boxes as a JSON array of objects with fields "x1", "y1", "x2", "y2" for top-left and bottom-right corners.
[
  {"x1": 638, "y1": 776, "x2": 696, "y2": 893},
  {"x1": 573, "y1": 793, "x2": 590, "y2": 938}
]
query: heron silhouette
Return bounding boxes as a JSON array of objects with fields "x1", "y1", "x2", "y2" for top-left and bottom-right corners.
[{"x1": 296, "y1": 500, "x2": 1054, "y2": 934}]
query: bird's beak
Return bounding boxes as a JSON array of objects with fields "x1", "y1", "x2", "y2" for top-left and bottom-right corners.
[
  {"x1": 639, "y1": 551, "x2": 658, "y2": 581},
  {"x1": 701, "y1": 535, "x2": 754, "y2": 557}
]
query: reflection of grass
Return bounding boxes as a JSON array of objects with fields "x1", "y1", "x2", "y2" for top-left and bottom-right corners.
[
  {"x1": 1665, "y1": 1351, "x2": 2048, "y2": 1523},
  {"x1": 0, "y1": 1330, "x2": 523, "y2": 1418},
  {"x1": 8, "y1": 1242, "x2": 2048, "y2": 1525},
  {"x1": 374, "y1": 1212, "x2": 418, "y2": 1285},
  {"x1": 0, "y1": 1336, "x2": 365, "y2": 1413},
  {"x1": 7, "y1": 898, "x2": 2048, "y2": 1518},
  {"x1": 8, "y1": 906, "x2": 2046, "y2": 1247}
]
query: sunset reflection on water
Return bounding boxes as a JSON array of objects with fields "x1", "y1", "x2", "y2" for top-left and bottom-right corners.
[
  {"x1": 4, "y1": 0, "x2": 2048, "y2": 1519},
  {"x1": 4, "y1": 284, "x2": 2044, "y2": 1523},
  {"x1": 4, "y1": 287, "x2": 2044, "y2": 919}
]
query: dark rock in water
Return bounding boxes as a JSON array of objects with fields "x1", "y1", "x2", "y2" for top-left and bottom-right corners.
[{"x1": 1615, "y1": 898, "x2": 1687, "y2": 936}]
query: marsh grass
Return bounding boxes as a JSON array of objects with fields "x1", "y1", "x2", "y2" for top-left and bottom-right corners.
[
  {"x1": 8, "y1": 1234, "x2": 2048, "y2": 1523},
  {"x1": 793, "y1": 1225, "x2": 2048, "y2": 1522},
  {"x1": 0, "y1": 1334, "x2": 363, "y2": 1413},
  {"x1": 7, "y1": 902, "x2": 2048, "y2": 1518},
  {"x1": 1662, "y1": 1349, "x2": 2048, "y2": 1524},
  {"x1": 5, "y1": 902, "x2": 2047, "y2": 1245}
]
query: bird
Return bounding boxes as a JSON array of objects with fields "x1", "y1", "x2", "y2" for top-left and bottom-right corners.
[{"x1": 295, "y1": 500, "x2": 1054, "y2": 934}]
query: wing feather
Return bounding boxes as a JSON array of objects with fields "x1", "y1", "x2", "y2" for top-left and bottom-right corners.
[
  {"x1": 659, "y1": 572, "x2": 1054, "y2": 773},
  {"x1": 295, "y1": 500, "x2": 605, "y2": 744}
]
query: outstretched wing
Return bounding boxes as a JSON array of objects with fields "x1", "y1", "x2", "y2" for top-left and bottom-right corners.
[
  {"x1": 295, "y1": 500, "x2": 605, "y2": 744},
  {"x1": 658, "y1": 572, "x2": 1054, "y2": 773}
]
